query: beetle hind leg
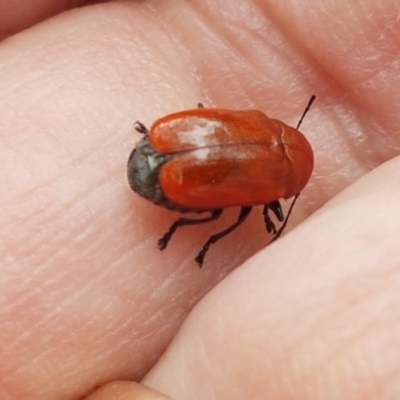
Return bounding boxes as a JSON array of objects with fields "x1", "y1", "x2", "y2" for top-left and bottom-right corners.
[
  {"x1": 263, "y1": 200, "x2": 284, "y2": 234},
  {"x1": 266, "y1": 194, "x2": 300, "y2": 243},
  {"x1": 195, "y1": 206, "x2": 252, "y2": 267},
  {"x1": 158, "y1": 209, "x2": 223, "y2": 251}
]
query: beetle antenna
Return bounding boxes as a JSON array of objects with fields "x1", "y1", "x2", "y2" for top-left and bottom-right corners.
[{"x1": 296, "y1": 95, "x2": 316, "y2": 130}]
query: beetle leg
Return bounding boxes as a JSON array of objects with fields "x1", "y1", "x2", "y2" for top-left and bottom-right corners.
[
  {"x1": 134, "y1": 121, "x2": 149, "y2": 134},
  {"x1": 268, "y1": 200, "x2": 284, "y2": 222},
  {"x1": 195, "y1": 206, "x2": 252, "y2": 267},
  {"x1": 263, "y1": 211, "x2": 276, "y2": 234},
  {"x1": 270, "y1": 194, "x2": 300, "y2": 243},
  {"x1": 263, "y1": 200, "x2": 284, "y2": 234},
  {"x1": 158, "y1": 209, "x2": 223, "y2": 251}
]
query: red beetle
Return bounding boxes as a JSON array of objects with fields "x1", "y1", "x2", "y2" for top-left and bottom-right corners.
[{"x1": 127, "y1": 96, "x2": 315, "y2": 266}]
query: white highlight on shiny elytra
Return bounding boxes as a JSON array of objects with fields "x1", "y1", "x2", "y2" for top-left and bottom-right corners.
[
  {"x1": 193, "y1": 147, "x2": 211, "y2": 160},
  {"x1": 169, "y1": 118, "x2": 223, "y2": 148}
]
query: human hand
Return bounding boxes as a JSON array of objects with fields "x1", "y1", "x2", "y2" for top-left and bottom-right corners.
[{"x1": 1, "y1": 1, "x2": 400, "y2": 399}]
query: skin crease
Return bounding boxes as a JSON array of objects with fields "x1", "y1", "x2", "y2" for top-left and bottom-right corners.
[
  {"x1": 84, "y1": 381, "x2": 173, "y2": 400},
  {"x1": 1, "y1": 0, "x2": 400, "y2": 399},
  {"x1": 0, "y1": 0, "x2": 91, "y2": 40}
]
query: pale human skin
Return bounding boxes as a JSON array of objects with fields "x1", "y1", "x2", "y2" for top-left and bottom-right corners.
[{"x1": 1, "y1": 1, "x2": 400, "y2": 399}]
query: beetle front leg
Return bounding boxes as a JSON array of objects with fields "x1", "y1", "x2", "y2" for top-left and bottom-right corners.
[
  {"x1": 158, "y1": 209, "x2": 223, "y2": 251},
  {"x1": 134, "y1": 121, "x2": 148, "y2": 134}
]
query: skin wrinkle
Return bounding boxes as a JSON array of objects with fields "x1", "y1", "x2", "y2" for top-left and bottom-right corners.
[
  {"x1": 229, "y1": 261, "x2": 399, "y2": 395},
  {"x1": 0, "y1": 1, "x2": 93, "y2": 40},
  {"x1": 323, "y1": 104, "x2": 369, "y2": 173},
  {"x1": 266, "y1": 0, "x2": 400, "y2": 142},
  {"x1": 3, "y1": 181, "x2": 103, "y2": 256},
  {"x1": 354, "y1": 60, "x2": 399, "y2": 154},
  {"x1": 155, "y1": 3, "x2": 277, "y2": 109}
]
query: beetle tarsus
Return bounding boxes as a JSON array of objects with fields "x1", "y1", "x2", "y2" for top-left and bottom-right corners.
[
  {"x1": 195, "y1": 245, "x2": 209, "y2": 267},
  {"x1": 264, "y1": 213, "x2": 276, "y2": 234},
  {"x1": 157, "y1": 231, "x2": 173, "y2": 250}
]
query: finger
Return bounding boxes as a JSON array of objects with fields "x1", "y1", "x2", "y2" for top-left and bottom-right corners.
[
  {"x1": 144, "y1": 156, "x2": 400, "y2": 399},
  {"x1": 262, "y1": 0, "x2": 400, "y2": 204},
  {"x1": 0, "y1": 2, "x2": 236, "y2": 400},
  {"x1": 1, "y1": 0, "x2": 399, "y2": 399},
  {"x1": 0, "y1": 0, "x2": 91, "y2": 39},
  {"x1": 270, "y1": 0, "x2": 400, "y2": 133},
  {"x1": 84, "y1": 381, "x2": 173, "y2": 400}
]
